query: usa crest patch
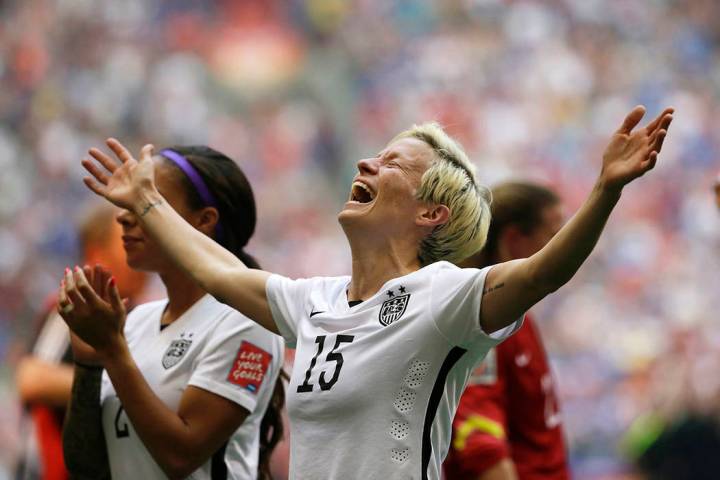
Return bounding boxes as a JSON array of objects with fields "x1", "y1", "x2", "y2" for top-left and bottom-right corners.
[
  {"x1": 162, "y1": 334, "x2": 193, "y2": 369},
  {"x1": 227, "y1": 341, "x2": 272, "y2": 394},
  {"x1": 379, "y1": 291, "x2": 410, "y2": 326}
]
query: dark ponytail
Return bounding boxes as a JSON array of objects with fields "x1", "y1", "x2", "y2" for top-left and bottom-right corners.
[
  {"x1": 160, "y1": 145, "x2": 258, "y2": 266},
  {"x1": 258, "y1": 370, "x2": 288, "y2": 480},
  {"x1": 161, "y1": 146, "x2": 285, "y2": 478}
]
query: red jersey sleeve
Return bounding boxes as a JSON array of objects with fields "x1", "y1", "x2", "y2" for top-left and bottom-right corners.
[{"x1": 445, "y1": 314, "x2": 570, "y2": 480}]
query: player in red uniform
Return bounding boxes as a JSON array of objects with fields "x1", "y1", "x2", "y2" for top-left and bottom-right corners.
[{"x1": 444, "y1": 182, "x2": 569, "y2": 480}]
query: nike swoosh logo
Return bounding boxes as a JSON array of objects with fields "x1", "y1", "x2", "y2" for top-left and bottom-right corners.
[{"x1": 309, "y1": 310, "x2": 325, "y2": 318}]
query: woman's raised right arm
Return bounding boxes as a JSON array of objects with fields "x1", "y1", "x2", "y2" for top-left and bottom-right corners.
[{"x1": 82, "y1": 139, "x2": 277, "y2": 334}]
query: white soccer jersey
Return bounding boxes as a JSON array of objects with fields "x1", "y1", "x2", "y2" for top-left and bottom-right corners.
[
  {"x1": 266, "y1": 261, "x2": 522, "y2": 480},
  {"x1": 100, "y1": 294, "x2": 284, "y2": 480}
]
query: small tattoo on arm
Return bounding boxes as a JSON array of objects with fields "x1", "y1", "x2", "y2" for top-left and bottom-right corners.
[
  {"x1": 482, "y1": 283, "x2": 505, "y2": 296},
  {"x1": 139, "y1": 200, "x2": 162, "y2": 217}
]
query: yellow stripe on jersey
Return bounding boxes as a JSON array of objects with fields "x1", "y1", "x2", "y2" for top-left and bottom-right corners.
[{"x1": 453, "y1": 414, "x2": 506, "y2": 451}]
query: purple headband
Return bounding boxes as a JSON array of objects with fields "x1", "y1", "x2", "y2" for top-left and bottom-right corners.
[{"x1": 160, "y1": 149, "x2": 225, "y2": 241}]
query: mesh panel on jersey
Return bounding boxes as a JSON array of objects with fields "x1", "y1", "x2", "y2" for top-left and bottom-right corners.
[
  {"x1": 393, "y1": 388, "x2": 416, "y2": 414},
  {"x1": 403, "y1": 360, "x2": 430, "y2": 388},
  {"x1": 389, "y1": 420, "x2": 410, "y2": 440},
  {"x1": 391, "y1": 448, "x2": 410, "y2": 463}
]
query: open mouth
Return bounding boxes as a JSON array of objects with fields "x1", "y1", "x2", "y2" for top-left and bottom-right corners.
[{"x1": 349, "y1": 181, "x2": 375, "y2": 204}]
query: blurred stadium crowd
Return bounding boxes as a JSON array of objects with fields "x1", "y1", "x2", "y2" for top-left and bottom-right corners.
[{"x1": 1, "y1": 0, "x2": 720, "y2": 478}]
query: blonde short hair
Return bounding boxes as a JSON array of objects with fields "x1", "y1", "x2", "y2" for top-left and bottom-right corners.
[{"x1": 391, "y1": 122, "x2": 492, "y2": 265}]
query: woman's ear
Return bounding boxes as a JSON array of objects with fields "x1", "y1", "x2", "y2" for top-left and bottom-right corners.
[
  {"x1": 195, "y1": 207, "x2": 220, "y2": 237},
  {"x1": 416, "y1": 204, "x2": 450, "y2": 229}
]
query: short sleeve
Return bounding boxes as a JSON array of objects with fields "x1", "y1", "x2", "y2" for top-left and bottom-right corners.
[
  {"x1": 265, "y1": 274, "x2": 314, "y2": 348},
  {"x1": 431, "y1": 265, "x2": 522, "y2": 348},
  {"x1": 188, "y1": 314, "x2": 283, "y2": 414}
]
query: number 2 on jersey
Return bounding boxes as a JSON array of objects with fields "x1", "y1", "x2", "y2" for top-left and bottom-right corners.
[
  {"x1": 115, "y1": 403, "x2": 130, "y2": 438},
  {"x1": 297, "y1": 335, "x2": 354, "y2": 393}
]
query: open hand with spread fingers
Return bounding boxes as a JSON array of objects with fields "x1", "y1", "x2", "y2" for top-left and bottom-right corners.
[
  {"x1": 57, "y1": 264, "x2": 128, "y2": 362},
  {"x1": 82, "y1": 139, "x2": 158, "y2": 212},
  {"x1": 600, "y1": 106, "x2": 674, "y2": 193}
]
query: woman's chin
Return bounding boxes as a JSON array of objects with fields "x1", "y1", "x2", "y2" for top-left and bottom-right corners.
[
  {"x1": 124, "y1": 255, "x2": 150, "y2": 272},
  {"x1": 337, "y1": 207, "x2": 365, "y2": 227}
]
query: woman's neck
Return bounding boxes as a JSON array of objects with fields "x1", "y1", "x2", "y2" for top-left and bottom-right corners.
[
  {"x1": 346, "y1": 242, "x2": 421, "y2": 301},
  {"x1": 159, "y1": 269, "x2": 207, "y2": 325}
]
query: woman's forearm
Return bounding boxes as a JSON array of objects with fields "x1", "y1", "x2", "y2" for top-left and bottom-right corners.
[
  {"x1": 63, "y1": 364, "x2": 111, "y2": 480},
  {"x1": 129, "y1": 188, "x2": 278, "y2": 332},
  {"x1": 132, "y1": 188, "x2": 245, "y2": 294},
  {"x1": 17, "y1": 358, "x2": 74, "y2": 407},
  {"x1": 526, "y1": 180, "x2": 620, "y2": 293},
  {"x1": 102, "y1": 342, "x2": 207, "y2": 479},
  {"x1": 517, "y1": 106, "x2": 673, "y2": 298}
]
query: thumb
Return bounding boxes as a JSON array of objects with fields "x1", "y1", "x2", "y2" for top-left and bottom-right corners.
[{"x1": 140, "y1": 144, "x2": 155, "y2": 163}]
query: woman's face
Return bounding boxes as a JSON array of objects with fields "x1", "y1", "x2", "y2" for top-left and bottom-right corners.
[
  {"x1": 338, "y1": 137, "x2": 435, "y2": 240},
  {"x1": 116, "y1": 159, "x2": 200, "y2": 273}
]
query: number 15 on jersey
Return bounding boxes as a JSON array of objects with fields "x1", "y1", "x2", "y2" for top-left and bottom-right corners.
[{"x1": 297, "y1": 335, "x2": 354, "y2": 393}]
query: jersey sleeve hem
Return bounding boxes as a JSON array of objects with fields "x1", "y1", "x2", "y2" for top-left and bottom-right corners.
[
  {"x1": 187, "y1": 377, "x2": 258, "y2": 413},
  {"x1": 475, "y1": 265, "x2": 524, "y2": 346}
]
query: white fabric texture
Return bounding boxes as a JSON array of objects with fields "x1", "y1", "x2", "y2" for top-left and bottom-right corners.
[
  {"x1": 101, "y1": 294, "x2": 283, "y2": 480},
  {"x1": 266, "y1": 261, "x2": 522, "y2": 480}
]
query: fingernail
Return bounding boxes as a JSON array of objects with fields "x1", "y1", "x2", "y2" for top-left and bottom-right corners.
[
  {"x1": 110, "y1": 277, "x2": 116, "y2": 286},
  {"x1": 65, "y1": 267, "x2": 70, "y2": 274}
]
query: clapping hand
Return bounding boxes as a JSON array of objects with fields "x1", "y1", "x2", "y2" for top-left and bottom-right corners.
[{"x1": 57, "y1": 265, "x2": 128, "y2": 363}]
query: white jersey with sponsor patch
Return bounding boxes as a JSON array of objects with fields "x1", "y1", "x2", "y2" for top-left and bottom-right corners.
[
  {"x1": 266, "y1": 261, "x2": 522, "y2": 480},
  {"x1": 101, "y1": 294, "x2": 283, "y2": 480}
]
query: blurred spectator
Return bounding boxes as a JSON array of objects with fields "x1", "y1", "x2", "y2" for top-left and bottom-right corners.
[
  {"x1": 445, "y1": 182, "x2": 569, "y2": 480},
  {"x1": 1, "y1": 1, "x2": 719, "y2": 478},
  {"x1": 14, "y1": 203, "x2": 148, "y2": 479}
]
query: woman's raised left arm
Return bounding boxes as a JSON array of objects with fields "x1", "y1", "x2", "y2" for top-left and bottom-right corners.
[{"x1": 478, "y1": 106, "x2": 674, "y2": 333}]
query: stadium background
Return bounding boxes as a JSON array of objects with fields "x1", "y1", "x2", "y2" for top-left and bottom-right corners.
[{"x1": 1, "y1": 0, "x2": 720, "y2": 478}]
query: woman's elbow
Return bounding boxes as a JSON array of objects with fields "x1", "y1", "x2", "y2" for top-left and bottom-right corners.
[
  {"x1": 162, "y1": 458, "x2": 198, "y2": 480},
  {"x1": 159, "y1": 450, "x2": 207, "y2": 480}
]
